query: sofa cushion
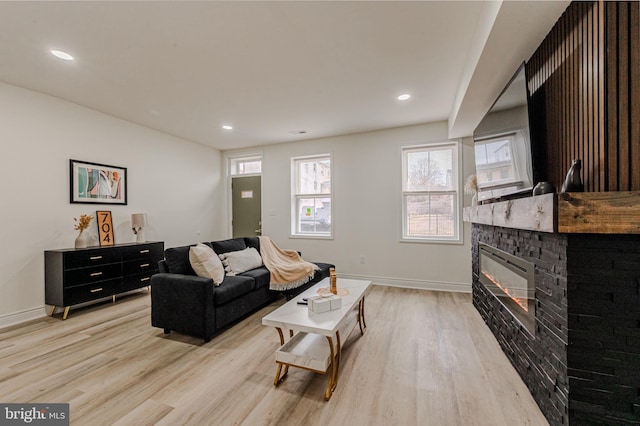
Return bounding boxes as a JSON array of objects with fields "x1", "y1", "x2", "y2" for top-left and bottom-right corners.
[
  {"x1": 214, "y1": 275, "x2": 256, "y2": 305},
  {"x1": 211, "y1": 238, "x2": 246, "y2": 255},
  {"x1": 165, "y1": 245, "x2": 197, "y2": 275},
  {"x1": 219, "y1": 247, "x2": 263, "y2": 276},
  {"x1": 189, "y1": 243, "x2": 225, "y2": 285},
  {"x1": 239, "y1": 266, "x2": 271, "y2": 289},
  {"x1": 244, "y1": 237, "x2": 260, "y2": 252}
]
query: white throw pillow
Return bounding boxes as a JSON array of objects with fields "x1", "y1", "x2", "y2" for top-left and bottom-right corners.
[
  {"x1": 218, "y1": 247, "x2": 263, "y2": 276},
  {"x1": 189, "y1": 243, "x2": 225, "y2": 285}
]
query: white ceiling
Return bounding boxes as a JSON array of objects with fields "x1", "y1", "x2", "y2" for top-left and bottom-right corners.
[{"x1": 0, "y1": 1, "x2": 569, "y2": 151}]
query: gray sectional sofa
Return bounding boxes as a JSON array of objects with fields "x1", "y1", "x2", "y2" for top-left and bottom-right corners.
[{"x1": 150, "y1": 237, "x2": 334, "y2": 342}]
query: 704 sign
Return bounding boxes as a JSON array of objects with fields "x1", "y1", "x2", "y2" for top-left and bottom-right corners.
[{"x1": 96, "y1": 210, "x2": 114, "y2": 246}]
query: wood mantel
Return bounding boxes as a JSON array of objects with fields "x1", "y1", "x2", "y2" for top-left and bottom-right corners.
[
  {"x1": 463, "y1": 193, "x2": 555, "y2": 232},
  {"x1": 464, "y1": 192, "x2": 640, "y2": 234},
  {"x1": 557, "y1": 192, "x2": 640, "y2": 233}
]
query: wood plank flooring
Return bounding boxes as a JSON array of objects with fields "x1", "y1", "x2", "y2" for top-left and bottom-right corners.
[{"x1": 0, "y1": 285, "x2": 549, "y2": 425}]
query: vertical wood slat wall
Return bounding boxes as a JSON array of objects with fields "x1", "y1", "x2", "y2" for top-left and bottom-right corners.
[{"x1": 526, "y1": 1, "x2": 639, "y2": 192}]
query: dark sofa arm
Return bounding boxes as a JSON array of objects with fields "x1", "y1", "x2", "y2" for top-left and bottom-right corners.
[{"x1": 150, "y1": 273, "x2": 216, "y2": 341}]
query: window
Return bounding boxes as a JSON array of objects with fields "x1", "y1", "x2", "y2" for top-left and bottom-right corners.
[
  {"x1": 229, "y1": 154, "x2": 262, "y2": 176},
  {"x1": 292, "y1": 154, "x2": 332, "y2": 237},
  {"x1": 402, "y1": 142, "x2": 461, "y2": 242}
]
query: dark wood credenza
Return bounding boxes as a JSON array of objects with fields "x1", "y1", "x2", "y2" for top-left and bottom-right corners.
[{"x1": 45, "y1": 241, "x2": 164, "y2": 319}]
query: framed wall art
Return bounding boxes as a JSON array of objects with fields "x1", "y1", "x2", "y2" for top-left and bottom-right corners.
[
  {"x1": 96, "y1": 210, "x2": 114, "y2": 246},
  {"x1": 70, "y1": 159, "x2": 127, "y2": 205}
]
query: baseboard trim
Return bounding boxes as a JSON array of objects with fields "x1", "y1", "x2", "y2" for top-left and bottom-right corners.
[
  {"x1": 0, "y1": 306, "x2": 46, "y2": 329},
  {"x1": 338, "y1": 273, "x2": 471, "y2": 293}
]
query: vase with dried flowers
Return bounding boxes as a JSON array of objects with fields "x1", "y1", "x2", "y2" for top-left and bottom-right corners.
[
  {"x1": 464, "y1": 174, "x2": 479, "y2": 205},
  {"x1": 74, "y1": 214, "x2": 93, "y2": 249}
]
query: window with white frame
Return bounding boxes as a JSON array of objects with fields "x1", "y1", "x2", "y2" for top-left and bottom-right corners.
[
  {"x1": 402, "y1": 142, "x2": 461, "y2": 242},
  {"x1": 292, "y1": 154, "x2": 332, "y2": 237},
  {"x1": 229, "y1": 154, "x2": 262, "y2": 176}
]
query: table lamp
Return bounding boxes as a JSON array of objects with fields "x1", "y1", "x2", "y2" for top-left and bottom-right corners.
[{"x1": 131, "y1": 213, "x2": 147, "y2": 243}]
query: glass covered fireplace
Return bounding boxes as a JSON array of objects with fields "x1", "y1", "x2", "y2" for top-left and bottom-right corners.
[{"x1": 478, "y1": 243, "x2": 536, "y2": 335}]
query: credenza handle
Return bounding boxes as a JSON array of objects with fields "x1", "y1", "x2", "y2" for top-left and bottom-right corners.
[
  {"x1": 90, "y1": 272, "x2": 103, "y2": 277},
  {"x1": 90, "y1": 256, "x2": 103, "y2": 260},
  {"x1": 90, "y1": 288, "x2": 103, "y2": 293},
  {"x1": 140, "y1": 263, "x2": 150, "y2": 268},
  {"x1": 140, "y1": 277, "x2": 150, "y2": 282},
  {"x1": 139, "y1": 249, "x2": 150, "y2": 254}
]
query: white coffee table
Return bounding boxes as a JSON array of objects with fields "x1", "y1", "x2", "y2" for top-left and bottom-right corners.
[{"x1": 262, "y1": 277, "x2": 372, "y2": 400}]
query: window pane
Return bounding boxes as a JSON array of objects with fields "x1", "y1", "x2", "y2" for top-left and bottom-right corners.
[
  {"x1": 406, "y1": 148, "x2": 453, "y2": 191},
  {"x1": 297, "y1": 197, "x2": 331, "y2": 233},
  {"x1": 238, "y1": 160, "x2": 262, "y2": 175},
  {"x1": 405, "y1": 194, "x2": 455, "y2": 237},
  {"x1": 474, "y1": 137, "x2": 516, "y2": 187},
  {"x1": 297, "y1": 158, "x2": 331, "y2": 194},
  {"x1": 230, "y1": 156, "x2": 262, "y2": 175}
]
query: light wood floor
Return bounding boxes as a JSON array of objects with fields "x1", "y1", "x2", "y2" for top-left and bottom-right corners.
[{"x1": 0, "y1": 285, "x2": 548, "y2": 426}]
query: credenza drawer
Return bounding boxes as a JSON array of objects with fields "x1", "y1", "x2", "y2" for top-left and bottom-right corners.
[
  {"x1": 122, "y1": 243, "x2": 163, "y2": 260},
  {"x1": 123, "y1": 259, "x2": 157, "y2": 275},
  {"x1": 64, "y1": 249, "x2": 120, "y2": 269},
  {"x1": 122, "y1": 272, "x2": 153, "y2": 293},
  {"x1": 64, "y1": 279, "x2": 121, "y2": 306},
  {"x1": 64, "y1": 263, "x2": 122, "y2": 286}
]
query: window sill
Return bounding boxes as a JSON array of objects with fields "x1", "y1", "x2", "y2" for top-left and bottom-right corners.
[
  {"x1": 400, "y1": 237, "x2": 463, "y2": 245},
  {"x1": 289, "y1": 234, "x2": 334, "y2": 240}
]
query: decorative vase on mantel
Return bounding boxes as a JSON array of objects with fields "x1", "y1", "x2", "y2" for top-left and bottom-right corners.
[
  {"x1": 561, "y1": 159, "x2": 584, "y2": 193},
  {"x1": 75, "y1": 230, "x2": 88, "y2": 249}
]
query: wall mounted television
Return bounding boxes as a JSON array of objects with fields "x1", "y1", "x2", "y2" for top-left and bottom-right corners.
[{"x1": 473, "y1": 63, "x2": 534, "y2": 202}]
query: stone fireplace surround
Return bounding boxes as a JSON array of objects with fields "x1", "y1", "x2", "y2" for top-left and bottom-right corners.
[
  {"x1": 473, "y1": 224, "x2": 568, "y2": 424},
  {"x1": 471, "y1": 221, "x2": 640, "y2": 425}
]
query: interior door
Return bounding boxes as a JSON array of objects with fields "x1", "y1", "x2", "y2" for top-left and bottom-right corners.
[{"x1": 232, "y1": 176, "x2": 262, "y2": 238}]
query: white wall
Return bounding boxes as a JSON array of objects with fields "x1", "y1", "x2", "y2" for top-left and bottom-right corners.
[
  {"x1": 0, "y1": 82, "x2": 226, "y2": 326},
  {"x1": 233, "y1": 122, "x2": 476, "y2": 292}
]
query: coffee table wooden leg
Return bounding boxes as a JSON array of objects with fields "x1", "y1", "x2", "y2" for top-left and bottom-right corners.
[
  {"x1": 358, "y1": 297, "x2": 368, "y2": 335},
  {"x1": 274, "y1": 364, "x2": 283, "y2": 386},
  {"x1": 323, "y1": 331, "x2": 343, "y2": 400},
  {"x1": 361, "y1": 296, "x2": 367, "y2": 329},
  {"x1": 273, "y1": 327, "x2": 290, "y2": 386},
  {"x1": 325, "y1": 336, "x2": 336, "y2": 400},
  {"x1": 274, "y1": 363, "x2": 289, "y2": 386},
  {"x1": 331, "y1": 331, "x2": 342, "y2": 393}
]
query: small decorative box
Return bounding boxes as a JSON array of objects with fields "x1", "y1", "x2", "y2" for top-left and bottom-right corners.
[
  {"x1": 329, "y1": 294, "x2": 342, "y2": 310},
  {"x1": 308, "y1": 296, "x2": 331, "y2": 313},
  {"x1": 308, "y1": 295, "x2": 342, "y2": 313}
]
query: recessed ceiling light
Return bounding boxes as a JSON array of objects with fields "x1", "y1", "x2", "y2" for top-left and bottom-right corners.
[
  {"x1": 397, "y1": 93, "x2": 411, "y2": 101},
  {"x1": 51, "y1": 50, "x2": 74, "y2": 61},
  {"x1": 222, "y1": 125, "x2": 233, "y2": 130}
]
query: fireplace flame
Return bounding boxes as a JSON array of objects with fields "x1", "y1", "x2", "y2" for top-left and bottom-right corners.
[{"x1": 484, "y1": 272, "x2": 529, "y2": 312}]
